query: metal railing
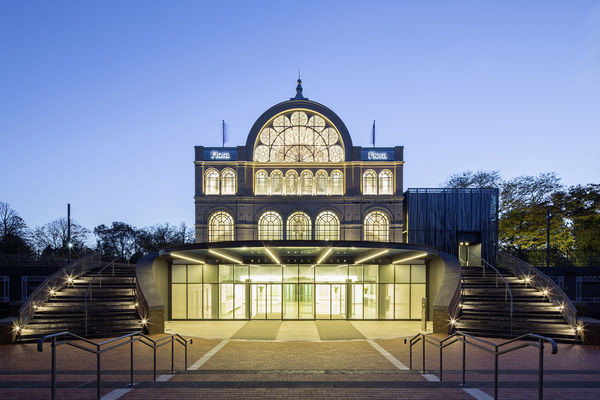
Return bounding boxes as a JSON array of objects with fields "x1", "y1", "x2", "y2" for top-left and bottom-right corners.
[
  {"x1": 38, "y1": 331, "x2": 192, "y2": 400},
  {"x1": 131, "y1": 275, "x2": 149, "y2": 326},
  {"x1": 17, "y1": 252, "x2": 102, "y2": 339},
  {"x1": 83, "y1": 258, "x2": 119, "y2": 336},
  {"x1": 405, "y1": 331, "x2": 557, "y2": 400},
  {"x1": 497, "y1": 251, "x2": 578, "y2": 330},
  {"x1": 473, "y1": 254, "x2": 514, "y2": 335}
]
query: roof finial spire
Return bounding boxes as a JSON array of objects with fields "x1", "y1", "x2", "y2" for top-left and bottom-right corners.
[{"x1": 292, "y1": 72, "x2": 307, "y2": 100}]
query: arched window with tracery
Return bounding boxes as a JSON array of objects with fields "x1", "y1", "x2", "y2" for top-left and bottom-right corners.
[
  {"x1": 208, "y1": 211, "x2": 234, "y2": 242},
  {"x1": 300, "y1": 170, "x2": 313, "y2": 195},
  {"x1": 286, "y1": 212, "x2": 311, "y2": 240},
  {"x1": 378, "y1": 170, "x2": 393, "y2": 195},
  {"x1": 330, "y1": 170, "x2": 344, "y2": 195},
  {"x1": 315, "y1": 211, "x2": 340, "y2": 241},
  {"x1": 270, "y1": 170, "x2": 283, "y2": 195},
  {"x1": 253, "y1": 110, "x2": 345, "y2": 163},
  {"x1": 363, "y1": 211, "x2": 389, "y2": 242},
  {"x1": 363, "y1": 170, "x2": 377, "y2": 195},
  {"x1": 315, "y1": 170, "x2": 328, "y2": 195},
  {"x1": 285, "y1": 170, "x2": 298, "y2": 195},
  {"x1": 255, "y1": 170, "x2": 269, "y2": 195},
  {"x1": 205, "y1": 169, "x2": 220, "y2": 195},
  {"x1": 221, "y1": 169, "x2": 236, "y2": 195},
  {"x1": 258, "y1": 211, "x2": 283, "y2": 240}
]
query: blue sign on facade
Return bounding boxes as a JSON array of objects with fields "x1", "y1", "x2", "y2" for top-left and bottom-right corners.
[
  {"x1": 203, "y1": 149, "x2": 238, "y2": 161},
  {"x1": 360, "y1": 148, "x2": 395, "y2": 161}
]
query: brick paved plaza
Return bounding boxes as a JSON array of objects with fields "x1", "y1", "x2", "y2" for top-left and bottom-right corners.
[{"x1": 1, "y1": 321, "x2": 599, "y2": 399}]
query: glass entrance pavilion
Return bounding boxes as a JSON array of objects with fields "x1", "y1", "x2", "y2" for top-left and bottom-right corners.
[{"x1": 160, "y1": 241, "x2": 435, "y2": 321}]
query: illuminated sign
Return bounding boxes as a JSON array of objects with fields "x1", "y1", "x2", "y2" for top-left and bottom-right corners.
[
  {"x1": 361, "y1": 148, "x2": 395, "y2": 161},
  {"x1": 203, "y1": 149, "x2": 238, "y2": 161}
]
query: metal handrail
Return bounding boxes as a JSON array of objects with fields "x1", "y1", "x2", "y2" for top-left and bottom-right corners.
[
  {"x1": 16, "y1": 252, "x2": 101, "y2": 338},
  {"x1": 497, "y1": 251, "x2": 578, "y2": 330},
  {"x1": 405, "y1": 331, "x2": 558, "y2": 400},
  {"x1": 83, "y1": 258, "x2": 119, "y2": 336},
  {"x1": 131, "y1": 275, "x2": 149, "y2": 328},
  {"x1": 472, "y1": 253, "x2": 514, "y2": 335},
  {"x1": 37, "y1": 330, "x2": 193, "y2": 400}
]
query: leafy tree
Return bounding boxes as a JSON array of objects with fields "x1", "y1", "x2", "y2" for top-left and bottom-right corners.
[
  {"x1": 445, "y1": 170, "x2": 503, "y2": 189},
  {"x1": 0, "y1": 201, "x2": 32, "y2": 254},
  {"x1": 135, "y1": 223, "x2": 194, "y2": 255},
  {"x1": 94, "y1": 222, "x2": 137, "y2": 262},
  {"x1": 564, "y1": 184, "x2": 600, "y2": 265},
  {"x1": 33, "y1": 218, "x2": 90, "y2": 258}
]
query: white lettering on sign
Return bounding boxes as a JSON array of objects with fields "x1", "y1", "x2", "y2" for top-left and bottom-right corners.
[
  {"x1": 210, "y1": 151, "x2": 231, "y2": 160},
  {"x1": 367, "y1": 151, "x2": 389, "y2": 160}
]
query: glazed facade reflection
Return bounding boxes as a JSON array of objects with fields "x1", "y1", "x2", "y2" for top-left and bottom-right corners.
[{"x1": 170, "y1": 263, "x2": 426, "y2": 320}]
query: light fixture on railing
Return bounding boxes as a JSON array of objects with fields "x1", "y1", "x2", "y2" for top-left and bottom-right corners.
[
  {"x1": 449, "y1": 318, "x2": 457, "y2": 326},
  {"x1": 558, "y1": 303, "x2": 565, "y2": 311},
  {"x1": 576, "y1": 324, "x2": 583, "y2": 335},
  {"x1": 542, "y1": 289, "x2": 549, "y2": 297},
  {"x1": 141, "y1": 318, "x2": 148, "y2": 326},
  {"x1": 66, "y1": 276, "x2": 73, "y2": 284},
  {"x1": 49, "y1": 289, "x2": 56, "y2": 296},
  {"x1": 134, "y1": 302, "x2": 139, "y2": 307},
  {"x1": 524, "y1": 276, "x2": 531, "y2": 284},
  {"x1": 13, "y1": 324, "x2": 20, "y2": 332}
]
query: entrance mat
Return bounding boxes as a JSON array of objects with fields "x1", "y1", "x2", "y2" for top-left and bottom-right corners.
[
  {"x1": 231, "y1": 320, "x2": 282, "y2": 340},
  {"x1": 315, "y1": 321, "x2": 366, "y2": 340}
]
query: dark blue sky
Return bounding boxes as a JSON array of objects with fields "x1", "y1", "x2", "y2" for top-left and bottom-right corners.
[{"x1": 1, "y1": 1, "x2": 599, "y2": 233}]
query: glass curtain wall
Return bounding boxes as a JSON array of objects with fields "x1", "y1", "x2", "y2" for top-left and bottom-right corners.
[{"x1": 170, "y1": 263, "x2": 426, "y2": 320}]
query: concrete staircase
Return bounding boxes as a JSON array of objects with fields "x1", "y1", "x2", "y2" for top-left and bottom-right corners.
[
  {"x1": 19, "y1": 263, "x2": 142, "y2": 342},
  {"x1": 456, "y1": 266, "x2": 576, "y2": 342}
]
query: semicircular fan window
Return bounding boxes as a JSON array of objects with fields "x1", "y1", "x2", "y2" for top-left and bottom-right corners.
[{"x1": 254, "y1": 110, "x2": 345, "y2": 162}]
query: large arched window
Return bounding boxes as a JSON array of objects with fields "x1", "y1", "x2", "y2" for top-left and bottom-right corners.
[
  {"x1": 205, "y1": 169, "x2": 220, "y2": 195},
  {"x1": 300, "y1": 170, "x2": 314, "y2": 195},
  {"x1": 258, "y1": 211, "x2": 283, "y2": 240},
  {"x1": 255, "y1": 170, "x2": 269, "y2": 195},
  {"x1": 285, "y1": 170, "x2": 298, "y2": 195},
  {"x1": 270, "y1": 170, "x2": 283, "y2": 195},
  {"x1": 208, "y1": 211, "x2": 234, "y2": 242},
  {"x1": 315, "y1": 170, "x2": 328, "y2": 195},
  {"x1": 363, "y1": 170, "x2": 377, "y2": 195},
  {"x1": 330, "y1": 170, "x2": 344, "y2": 195},
  {"x1": 378, "y1": 170, "x2": 393, "y2": 195},
  {"x1": 315, "y1": 211, "x2": 340, "y2": 241},
  {"x1": 254, "y1": 110, "x2": 345, "y2": 162},
  {"x1": 363, "y1": 211, "x2": 389, "y2": 242},
  {"x1": 221, "y1": 169, "x2": 236, "y2": 195},
  {"x1": 287, "y1": 212, "x2": 311, "y2": 240}
]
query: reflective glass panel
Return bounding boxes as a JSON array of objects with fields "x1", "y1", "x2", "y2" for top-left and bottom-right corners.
[
  {"x1": 283, "y1": 284, "x2": 298, "y2": 319},
  {"x1": 283, "y1": 265, "x2": 298, "y2": 282},
  {"x1": 394, "y1": 265, "x2": 410, "y2": 283},
  {"x1": 171, "y1": 284, "x2": 186, "y2": 318},
  {"x1": 316, "y1": 266, "x2": 347, "y2": 282},
  {"x1": 187, "y1": 284, "x2": 202, "y2": 318},
  {"x1": 220, "y1": 284, "x2": 234, "y2": 319},
  {"x1": 411, "y1": 265, "x2": 426, "y2": 283},
  {"x1": 394, "y1": 284, "x2": 410, "y2": 319},
  {"x1": 172, "y1": 265, "x2": 186, "y2": 283},
  {"x1": 363, "y1": 283, "x2": 377, "y2": 319},
  {"x1": 380, "y1": 284, "x2": 394, "y2": 319},
  {"x1": 411, "y1": 284, "x2": 426, "y2": 319},
  {"x1": 219, "y1": 265, "x2": 234, "y2": 283},
  {"x1": 188, "y1": 265, "x2": 203, "y2": 283}
]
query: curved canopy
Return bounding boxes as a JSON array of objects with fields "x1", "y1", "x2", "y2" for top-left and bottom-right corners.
[{"x1": 253, "y1": 109, "x2": 345, "y2": 163}]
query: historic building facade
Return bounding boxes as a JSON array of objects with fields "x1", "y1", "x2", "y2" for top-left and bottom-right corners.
[{"x1": 137, "y1": 81, "x2": 496, "y2": 332}]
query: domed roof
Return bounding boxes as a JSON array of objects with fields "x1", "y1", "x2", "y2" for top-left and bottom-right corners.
[{"x1": 245, "y1": 83, "x2": 353, "y2": 162}]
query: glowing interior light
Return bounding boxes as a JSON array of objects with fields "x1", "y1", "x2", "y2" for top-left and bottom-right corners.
[
  {"x1": 208, "y1": 249, "x2": 242, "y2": 264},
  {"x1": 316, "y1": 248, "x2": 333, "y2": 264},
  {"x1": 172, "y1": 253, "x2": 206, "y2": 264},
  {"x1": 264, "y1": 248, "x2": 280, "y2": 264},
  {"x1": 354, "y1": 249, "x2": 389, "y2": 264},
  {"x1": 392, "y1": 253, "x2": 427, "y2": 264}
]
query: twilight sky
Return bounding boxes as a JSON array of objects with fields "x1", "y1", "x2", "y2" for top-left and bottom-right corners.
[{"x1": 1, "y1": 1, "x2": 599, "y2": 233}]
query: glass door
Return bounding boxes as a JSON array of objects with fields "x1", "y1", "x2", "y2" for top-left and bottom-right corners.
[
  {"x1": 331, "y1": 284, "x2": 346, "y2": 319},
  {"x1": 251, "y1": 284, "x2": 267, "y2": 319},
  {"x1": 283, "y1": 284, "x2": 298, "y2": 319},
  {"x1": 316, "y1": 284, "x2": 331, "y2": 319},
  {"x1": 267, "y1": 284, "x2": 282, "y2": 319},
  {"x1": 299, "y1": 283, "x2": 314, "y2": 319}
]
